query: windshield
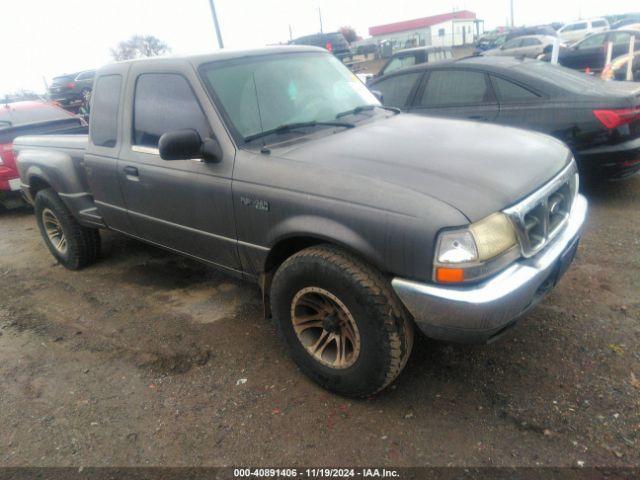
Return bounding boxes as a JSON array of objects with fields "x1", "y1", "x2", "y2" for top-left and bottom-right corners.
[{"x1": 200, "y1": 52, "x2": 379, "y2": 142}]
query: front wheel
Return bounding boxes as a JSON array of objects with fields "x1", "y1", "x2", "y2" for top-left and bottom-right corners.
[
  {"x1": 35, "y1": 188, "x2": 100, "y2": 270},
  {"x1": 270, "y1": 245, "x2": 414, "y2": 397}
]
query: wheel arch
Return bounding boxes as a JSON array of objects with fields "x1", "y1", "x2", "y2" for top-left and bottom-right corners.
[
  {"x1": 259, "y1": 218, "x2": 389, "y2": 317},
  {"x1": 27, "y1": 171, "x2": 53, "y2": 199},
  {"x1": 263, "y1": 219, "x2": 386, "y2": 277}
]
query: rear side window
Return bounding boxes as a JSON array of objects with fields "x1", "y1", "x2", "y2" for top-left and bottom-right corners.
[
  {"x1": 521, "y1": 38, "x2": 541, "y2": 47},
  {"x1": 577, "y1": 33, "x2": 606, "y2": 49},
  {"x1": 132, "y1": 74, "x2": 210, "y2": 148},
  {"x1": 90, "y1": 75, "x2": 122, "y2": 148},
  {"x1": 373, "y1": 72, "x2": 421, "y2": 108},
  {"x1": 492, "y1": 77, "x2": 539, "y2": 102},
  {"x1": 420, "y1": 70, "x2": 490, "y2": 107},
  {"x1": 611, "y1": 32, "x2": 633, "y2": 45},
  {"x1": 502, "y1": 38, "x2": 522, "y2": 49},
  {"x1": 564, "y1": 22, "x2": 587, "y2": 32},
  {"x1": 592, "y1": 20, "x2": 607, "y2": 28}
]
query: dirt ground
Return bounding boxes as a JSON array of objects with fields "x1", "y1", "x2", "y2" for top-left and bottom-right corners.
[{"x1": 0, "y1": 176, "x2": 639, "y2": 468}]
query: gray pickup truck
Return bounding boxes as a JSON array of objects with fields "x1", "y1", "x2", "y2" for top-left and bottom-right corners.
[{"x1": 15, "y1": 46, "x2": 587, "y2": 397}]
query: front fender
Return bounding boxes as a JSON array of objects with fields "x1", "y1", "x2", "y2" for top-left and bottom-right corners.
[{"x1": 268, "y1": 215, "x2": 383, "y2": 270}]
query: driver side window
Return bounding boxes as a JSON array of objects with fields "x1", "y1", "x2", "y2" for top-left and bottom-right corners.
[
  {"x1": 132, "y1": 73, "x2": 211, "y2": 149},
  {"x1": 577, "y1": 34, "x2": 606, "y2": 49},
  {"x1": 374, "y1": 72, "x2": 421, "y2": 108}
]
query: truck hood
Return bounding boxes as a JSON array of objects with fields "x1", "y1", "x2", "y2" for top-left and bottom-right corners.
[{"x1": 275, "y1": 114, "x2": 571, "y2": 221}]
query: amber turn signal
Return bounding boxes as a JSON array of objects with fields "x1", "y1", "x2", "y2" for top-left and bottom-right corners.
[{"x1": 435, "y1": 267, "x2": 465, "y2": 283}]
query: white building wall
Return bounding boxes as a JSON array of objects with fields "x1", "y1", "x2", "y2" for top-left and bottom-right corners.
[
  {"x1": 369, "y1": 27, "x2": 432, "y2": 50},
  {"x1": 369, "y1": 20, "x2": 477, "y2": 50},
  {"x1": 429, "y1": 20, "x2": 476, "y2": 47}
]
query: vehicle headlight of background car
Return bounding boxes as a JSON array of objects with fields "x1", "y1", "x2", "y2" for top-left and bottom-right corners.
[{"x1": 433, "y1": 212, "x2": 519, "y2": 284}]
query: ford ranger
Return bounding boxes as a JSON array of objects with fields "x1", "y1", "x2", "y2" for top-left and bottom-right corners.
[{"x1": 14, "y1": 47, "x2": 588, "y2": 397}]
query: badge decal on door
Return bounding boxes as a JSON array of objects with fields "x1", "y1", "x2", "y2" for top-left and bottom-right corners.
[{"x1": 240, "y1": 196, "x2": 270, "y2": 212}]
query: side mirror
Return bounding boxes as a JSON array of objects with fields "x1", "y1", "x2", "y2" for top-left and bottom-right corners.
[
  {"x1": 158, "y1": 129, "x2": 222, "y2": 163},
  {"x1": 370, "y1": 90, "x2": 383, "y2": 103}
]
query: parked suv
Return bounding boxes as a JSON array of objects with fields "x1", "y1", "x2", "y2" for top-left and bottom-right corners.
[
  {"x1": 558, "y1": 18, "x2": 610, "y2": 44},
  {"x1": 48, "y1": 70, "x2": 95, "y2": 106},
  {"x1": 289, "y1": 32, "x2": 352, "y2": 61}
]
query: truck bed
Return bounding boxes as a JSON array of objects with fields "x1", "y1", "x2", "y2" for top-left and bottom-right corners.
[
  {"x1": 12, "y1": 132, "x2": 88, "y2": 151},
  {"x1": 13, "y1": 132, "x2": 101, "y2": 226}
]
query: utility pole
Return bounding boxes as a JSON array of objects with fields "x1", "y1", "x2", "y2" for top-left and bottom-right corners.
[
  {"x1": 289, "y1": 24, "x2": 293, "y2": 41},
  {"x1": 509, "y1": 0, "x2": 514, "y2": 27},
  {"x1": 318, "y1": 7, "x2": 323, "y2": 33},
  {"x1": 208, "y1": 0, "x2": 224, "y2": 49}
]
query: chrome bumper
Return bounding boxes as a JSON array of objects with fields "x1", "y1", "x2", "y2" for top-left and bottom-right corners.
[{"x1": 392, "y1": 194, "x2": 588, "y2": 343}]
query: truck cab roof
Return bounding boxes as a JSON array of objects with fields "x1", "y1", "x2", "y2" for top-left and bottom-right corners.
[{"x1": 102, "y1": 46, "x2": 325, "y2": 72}]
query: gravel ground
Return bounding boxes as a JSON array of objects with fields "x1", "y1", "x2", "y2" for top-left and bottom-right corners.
[{"x1": 0, "y1": 176, "x2": 638, "y2": 468}]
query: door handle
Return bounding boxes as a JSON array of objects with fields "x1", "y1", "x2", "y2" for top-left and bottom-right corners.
[{"x1": 123, "y1": 166, "x2": 139, "y2": 177}]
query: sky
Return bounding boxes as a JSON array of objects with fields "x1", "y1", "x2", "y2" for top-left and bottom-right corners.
[{"x1": 1, "y1": 0, "x2": 639, "y2": 96}]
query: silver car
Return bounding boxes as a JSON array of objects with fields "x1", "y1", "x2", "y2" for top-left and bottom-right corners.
[{"x1": 482, "y1": 35, "x2": 558, "y2": 59}]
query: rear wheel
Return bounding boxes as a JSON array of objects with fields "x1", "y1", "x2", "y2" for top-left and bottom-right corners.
[
  {"x1": 35, "y1": 188, "x2": 100, "y2": 270},
  {"x1": 270, "y1": 245, "x2": 414, "y2": 397}
]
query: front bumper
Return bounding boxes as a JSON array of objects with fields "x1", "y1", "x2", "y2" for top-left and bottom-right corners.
[{"x1": 392, "y1": 194, "x2": 588, "y2": 343}]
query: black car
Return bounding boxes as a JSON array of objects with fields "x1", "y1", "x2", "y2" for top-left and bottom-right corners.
[
  {"x1": 48, "y1": 70, "x2": 95, "y2": 106},
  {"x1": 546, "y1": 30, "x2": 640, "y2": 72},
  {"x1": 369, "y1": 56, "x2": 640, "y2": 179},
  {"x1": 289, "y1": 32, "x2": 351, "y2": 61}
]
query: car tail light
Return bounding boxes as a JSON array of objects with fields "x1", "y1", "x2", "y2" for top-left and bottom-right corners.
[
  {"x1": 325, "y1": 41, "x2": 333, "y2": 52},
  {"x1": 0, "y1": 143, "x2": 13, "y2": 166},
  {"x1": 66, "y1": 82, "x2": 76, "y2": 89},
  {"x1": 593, "y1": 107, "x2": 640, "y2": 129}
]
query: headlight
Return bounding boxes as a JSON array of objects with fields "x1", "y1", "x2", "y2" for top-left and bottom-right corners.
[{"x1": 434, "y1": 213, "x2": 519, "y2": 284}]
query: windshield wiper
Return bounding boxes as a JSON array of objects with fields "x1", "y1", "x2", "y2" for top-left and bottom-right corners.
[
  {"x1": 335, "y1": 104, "x2": 401, "y2": 119},
  {"x1": 244, "y1": 120, "x2": 355, "y2": 143}
]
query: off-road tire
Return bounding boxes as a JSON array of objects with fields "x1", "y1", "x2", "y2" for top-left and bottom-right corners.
[
  {"x1": 270, "y1": 245, "x2": 414, "y2": 397},
  {"x1": 35, "y1": 188, "x2": 100, "y2": 270}
]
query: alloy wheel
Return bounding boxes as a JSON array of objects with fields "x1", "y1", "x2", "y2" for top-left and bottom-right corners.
[
  {"x1": 42, "y1": 208, "x2": 67, "y2": 255},
  {"x1": 290, "y1": 287, "x2": 361, "y2": 369}
]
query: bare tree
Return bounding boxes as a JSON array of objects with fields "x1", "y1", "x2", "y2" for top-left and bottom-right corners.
[
  {"x1": 338, "y1": 26, "x2": 358, "y2": 44},
  {"x1": 110, "y1": 35, "x2": 171, "y2": 61}
]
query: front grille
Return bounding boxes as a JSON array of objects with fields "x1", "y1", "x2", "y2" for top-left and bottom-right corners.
[{"x1": 504, "y1": 160, "x2": 579, "y2": 258}]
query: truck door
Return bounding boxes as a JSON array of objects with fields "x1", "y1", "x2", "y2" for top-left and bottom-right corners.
[
  {"x1": 117, "y1": 68, "x2": 240, "y2": 272},
  {"x1": 84, "y1": 70, "x2": 134, "y2": 233}
]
